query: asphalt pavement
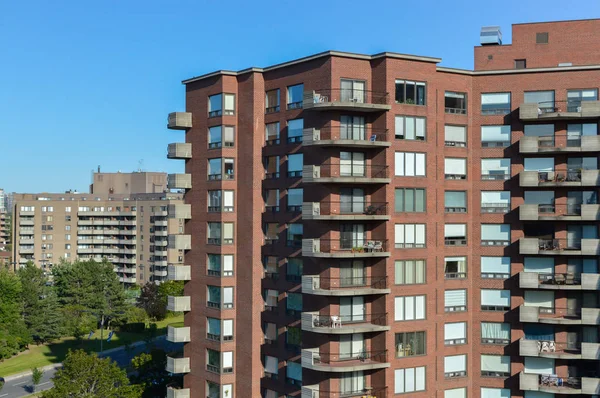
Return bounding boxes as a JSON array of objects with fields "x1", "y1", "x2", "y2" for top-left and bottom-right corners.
[{"x1": 0, "y1": 337, "x2": 181, "y2": 397}]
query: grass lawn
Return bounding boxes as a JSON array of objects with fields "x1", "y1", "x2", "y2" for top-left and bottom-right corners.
[{"x1": 0, "y1": 315, "x2": 183, "y2": 377}]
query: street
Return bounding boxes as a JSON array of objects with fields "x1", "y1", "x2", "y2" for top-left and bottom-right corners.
[{"x1": 0, "y1": 337, "x2": 181, "y2": 397}]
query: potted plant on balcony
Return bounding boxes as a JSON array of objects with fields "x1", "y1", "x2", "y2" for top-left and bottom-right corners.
[{"x1": 352, "y1": 246, "x2": 364, "y2": 253}]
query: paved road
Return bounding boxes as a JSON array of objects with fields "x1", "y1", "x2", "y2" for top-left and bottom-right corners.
[{"x1": 1, "y1": 337, "x2": 181, "y2": 397}]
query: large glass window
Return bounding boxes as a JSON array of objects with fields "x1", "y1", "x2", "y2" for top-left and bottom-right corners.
[
  {"x1": 481, "y1": 93, "x2": 510, "y2": 115},
  {"x1": 444, "y1": 158, "x2": 466, "y2": 179},
  {"x1": 207, "y1": 158, "x2": 234, "y2": 180},
  {"x1": 265, "y1": 89, "x2": 280, "y2": 113},
  {"x1": 481, "y1": 224, "x2": 510, "y2": 246},
  {"x1": 445, "y1": 289, "x2": 467, "y2": 312},
  {"x1": 481, "y1": 257, "x2": 511, "y2": 279},
  {"x1": 524, "y1": 90, "x2": 555, "y2": 112},
  {"x1": 481, "y1": 191, "x2": 510, "y2": 213},
  {"x1": 287, "y1": 84, "x2": 304, "y2": 109},
  {"x1": 481, "y1": 289, "x2": 510, "y2": 311},
  {"x1": 567, "y1": 123, "x2": 598, "y2": 147},
  {"x1": 286, "y1": 361, "x2": 302, "y2": 384},
  {"x1": 395, "y1": 331, "x2": 426, "y2": 357},
  {"x1": 481, "y1": 388, "x2": 510, "y2": 398},
  {"x1": 445, "y1": 125, "x2": 467, "y2": 147},
  {"x1": 265, "y1": 189, "x2": 279, "y2": 212},
  {"x1": 445, "y1": 257, "x2": 467, "y2": 279},
  {"x1": 340, "y1": 115, "x2": 365, "y2": 140},
  {"x1": 286, "y1": 258, "x2": 302, "y2": 282},
  {"x1": 395, "y1": 259, "x2": 426, "y2": 285},
  {"x1": 481, "y1": 158, "x2": 511, "y2": 180},
  {"x1": 395, "y1": 116, "x2": 426, "y2": 140},
  {"x1": 444, "y1": 224, "x2": 466, "y2": 246},
  {"x1": 394, "y1": 295, "x2": 426, "y2": 321},
  {"x1": 395, "y1": 188, "x2": 426, "y2": 212},
  {"x1": 287, "y1": 119, "x2": 303, "y2": 143},
  {"x1": 481, "y1": 322, "x2": 510, "y2": 344},
  {"x1": 395, "y1": 80, "x2": 426, "y2": 105},
  {"x1": 341, "y1": 371, "x2": 365, "y2": 396},
  {"x1": 444, "y1": 354, "x2": 467, "y2": 378},
  {"x1": 445, "y1": 91, "x2": 467, "y2": 114},
  {"x1": 481, "y1": 125, "x2": 511, "y2": 147},
  {"x1": 340, "y1": 79, "x2": 366, "y2": 103},
  {"x1": 286, "y1": 223, "x2": 302, "y2": 247},
  {"x1": 287, "y1": 154, "x2": 303, "y2": 177},
  {"x1": 208, "y1": 126, "x2": 234, "y2": 149},
  {"x1": 265, "y1": 122, "x2": 280, "y2": 145},
  {"x1": 481, "y1": 355, "x2": 510, "y2": 377},
  {"x1": 287, "y1": 188, "x2": 303, "y2": 212},
  {"x1": 444, "y1": 191, "x2": 466, "y2": 213},
  {"x1": 395, "y1": 152, "x2": 426, "y2": 176},
  {"x1": 286, "y1": 292, "x2": 302, "y2": 315},
  {"x1": 208, "y1": 93, "x2": 235, "y2": 117},
  {"x1": 567, "y1": 89, "x2": 598, "y2": 112},
  {"x1": 395, "y1": 224, "x2": 426, "y2": 248},
  {"x1": 264, "y1": 156, "x2": 279, "y2": 178},
  {"x1": 445, "y1": 322, "x2": 466, "y2": 345}
]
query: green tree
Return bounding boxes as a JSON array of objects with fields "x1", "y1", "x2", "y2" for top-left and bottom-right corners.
[
  {"x1": 130, "y1": 349, "x2": 176, "y2": 398},
  {"x1": 136, "y1": 282, "x2": 166, "y2": 321},
  {"x1": 0, "y1": 268, "x2": 22, "y2": 324},
  {"x1": 42, "y1": 350, "x2": 142, "y2": 398},
  {"x1": 31, "y1": 367, "x2": 43, "y2": 392},
  {"x1": 157, "y1": 280, "x2": 184, "y2": 317},
  {"x1": 61, "y1": 305, "x2": 96, "y2": 341}
]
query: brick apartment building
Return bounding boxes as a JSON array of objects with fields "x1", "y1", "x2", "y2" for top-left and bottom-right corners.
[
  {"x1": 163, "y1": 19, "x2": 600, "y2": 398},
  {"x1": 12, "y1": 171, "x2": 190, "y2": 285}
]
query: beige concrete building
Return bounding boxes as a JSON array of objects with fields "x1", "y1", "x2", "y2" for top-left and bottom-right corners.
[
  {"x1": 12, "y1": 190, "x2": 189, "y2": 285},
  {"x1": 0, "y1": 210, "x2": 8, "y2": 249},
  {"x1": 90, "y1": 171, "x2": 168, "y2": 196}
]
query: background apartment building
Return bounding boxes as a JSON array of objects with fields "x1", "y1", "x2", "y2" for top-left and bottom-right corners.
[
  {"x1": 12, "y1": 172, "x2": 189, "y2": 285},
  {"x1": 164, "y1": 19, "x2": 600, "y2": 398}
]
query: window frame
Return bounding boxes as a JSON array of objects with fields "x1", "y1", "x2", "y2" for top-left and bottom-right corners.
[
  {"x1": 394, "y1": 188, "x2": 426, "y2": 213},
  {"x1": 444, "y1": 91, "x2": 467, "y2": 114},
  {"x1": 394, "y1": 259, "x2": 426, "y2": 285},
  {"x1": 265, "y1": 89, "x2": 281, "y2": 114},
  {"x1": 395, "y1": 115, "x2": 427, "y2": 141},
  {"x1": 208, "y1": 93, "x2": 235, "y2": 117},
  {"x1": 481, "y1": 92, "x2": 511, "y2": 115},
  {"x1": 395, "y1": 79, "x2": 427, "y2": 105},
  {"x1": 287, "y1": 84, "x2": 304, "y2": 110},
  {"x1": 395, "y1": 331, "x2": 426, "y2": 358}
]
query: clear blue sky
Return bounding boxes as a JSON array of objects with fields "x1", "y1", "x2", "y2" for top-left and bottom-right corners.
[{"x1": 1, "y1": 0, "x2": 598, "y2": 193}]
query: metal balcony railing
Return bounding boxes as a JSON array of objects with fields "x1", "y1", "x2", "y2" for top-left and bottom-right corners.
[
  {"x1": 537, "y1": 238, "x2": 582, "y2": 251},
  {"x1": 315, "y1": 164, "x2": 389, "y2": 179},
  {"x1": 308, "y1": 312, "x2": 388, "y2": 329},
  {"x1": 538, "y1": 272, "x2": 582, "y2": 285},
  {"x1": 310, "y1": 89, "x2": 389, "y2": 105},
  {"x1": 311, "y1": 276, "x2": 388, "y2": 290},
  {"x1": 312, "y1": 201, "x2": 389, "y2": 216},
  {"x1": 315, "y1": 238, "x2": 388, "y2": 253},
  {"x1": 537, "y1": 204, "x2": 583, "y2": 216},
  {"x1": 310, "y1": 127, "x2": 390, "y2": 142},
  {"x1": 313, "y1": 350, "x2": 388, "y2": 365},
  {"x1": 537, "y1": 307, "x2": 582, "y2": 319}
]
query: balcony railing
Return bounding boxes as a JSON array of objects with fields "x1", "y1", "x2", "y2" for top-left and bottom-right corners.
[
  {"x1": 306, "y1": 164, "x2": 389, "y2": 179},
  {"x1": 538, "y1": 307, "x2": 582, "y2": 320},
  {"x1": 520, "y1": 100, "x2": 600, "y2": 121},
  {"x1": 537, "y1": 238, "x2": 582, "y2": 251},
  {"x1": 304, "y1": 89, "x2": 390, "y2": 112},
  {"x1": 520, "y1": 237, "x2": 600, "y2": 255},
  {"x1": 481, "y1": 203, "x2": 510, "y2": 213},
  {"x1": 520, "y1": 134, "x2": 600, "y2": 153},
  {"x1": 482, "y1": 172, "x2": 510, "y2": 180},
  {"x1": 306, "y1": 312, "x2": 388, "y2": 329},
  {"x1": 538, "y1": 272, "x2": 582, "y2": 285},
  {"x1": 302, "y1": 386, "x2": 388, "y2": 398},
  {"x1": 305, "y1": 238, "x2": 388, "y2": 254},
  {"x1": 303, "y1": 127, "x2": 390, "y2": 146},
  {"x1": 304, "y1": 201, "x2": 389, "y2": 217},
  {"x1": 312, "y1": 350, "x2": 388, "y2": 366},
  {"x1": 305, "y1": 275, "x2": 388, "y2": 291}
]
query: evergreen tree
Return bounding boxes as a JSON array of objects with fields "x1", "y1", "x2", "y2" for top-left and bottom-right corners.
[{"x1": 137, "y1": 282, "x2": 166, "y2": 321}]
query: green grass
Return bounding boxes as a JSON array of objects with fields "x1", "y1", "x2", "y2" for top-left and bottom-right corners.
[{"x1": 0, "y1": 315, "x2": 183, "y2": 377}]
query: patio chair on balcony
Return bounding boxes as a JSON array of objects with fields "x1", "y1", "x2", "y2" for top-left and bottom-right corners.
[
  {"x1": 565, "y1": 273, "x2": 575, "y2": 285},
  {"x1": 364, "y1": 241, "x2": 375, "y2": 252},
  {"x1": 373, "y1": 241, "x2": 383, "y2": 252},
  {"x1": 554, "y1": 274, "x2": 566, "y2": 285}
]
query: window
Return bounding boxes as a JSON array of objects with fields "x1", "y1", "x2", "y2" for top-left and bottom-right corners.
[
  {"x1": 444, "y1": 158, "x2": 466, "y2": 179},
  {"x1": 445, "y1": 191, "x2": 466, "y2": 213},
  {"x1": 481, "y1": 388, "x2": 510, "y2": 398},
  {"x1": 263, "y1": 322, "x2": 277, "y2": 343},
  {"x1": 265, "y1": 122, "x2": 280, "y2": 145},
  {"x1": 481, "y1": 158, "x2": 510, "y2": 180},
  {"x1": 481, "y1": 224, "x2": 510, "y2": 246},
  {"x1": 444, "y1": 354, "x2": 466, "y2": 378},
  {"x1": 394, "y1": 295, "x2": 426, "y2": 321},
  {"x1": 208, "y1": 158, "x2": 234, "y2": 180},
  {"x1": 264, "y1": 223, "x2": 279, "y2": 243},
  {"x1": 445, "y1": 257, "x2": 466, "y2": 279},
  {"x1": 341, "y1": 79, "x2": 366, "y2": 103},
  {"x1": 394, "y1": 366, "x2": 426, "y2": 394},
  {"x1": 286, "y1": 361, "x2": 302, "y2": 385},
  {"x1": 395, "y1": 260, "x2": 426, "y2": 285},
  {"x1": 567, "y1": 123, "x2": 598, "y2": 147},
  {"x1": 395, "y1": 331, "x2": 426, "y2": 357},
  {"x1": 445, "y1": 125, "x2": 467, "y2": 147},
  {"x1": 340, "y1": 151, "x2": 365, "y2": 177},
  {"x1": 395, "y1": 188, "x2": 425, "y2": 213},
  {"x1": 481, "y1": 355, "x2": 510, "y2": 377},
  {"x1": 445, "y1": 322, "x2": 466, "y2": 345},
  {"x1": 536, "y1": 32, "x2": 549, "y2": 44},
  {"x1": 395, "y1": 80, "x2": 426, "y2": 105},
  {"x1": 286, "y1": 224, "x2": 302, "y2": 247},
  {"x1": 524, "y1": 90, "x2": 555, "y2": 112},
  {"x1": 482, "y1": 126, "x2": 511, "y2": 148},
  {"x1": 286, "y1": 258, "x2": 302, "y2": 282},
  {"x1": 287, "y1": 84, "x2": 303, "y2": 109},
  {"x1": 265, "y1": 89, "x2": 280, "y2": 113},
  {"x1": 65, "y1": 244, "x2": 71, "y2": 250},
  {"x1": 341, "y1": 371, "x2": 365, "y2": 396},
  {"x1": 481, "y1": 289, "x2": 510, "y2": 311},
  {"x1": 286, "y1": 292, "x2": 302, "y2": 315},
  {"x1": 445, "y1": 289, "x2": 467, "y2": 312},
  {"x1": 208, "y1": 190, "x2": 234, "y2": 212},
  {"x1": 207, "y1": 254, "x2": 233, "y2": 277},
  {"x1": 568, "y1": 89, "x2": 599, "y2": 112},
  {"x1": 481, "y1": 93, "x2": 511, "y2": 115},
  {"x1": 287, "y1": 119, "x2": 303, "y2": 143},
  {"x1": 481, "y1": 191, "x2": 510, "y2": 213},
  {"x1": 395, "y1": 224, "x2": 426, "y2": 248},
  {"x1": 481, "y1": 257, "x2": 510, "y2": 279},
  {"x1": 445, "y1": 92, "x2": 466, "y2": 114},
  {"x1": 445, "y1": 388, "x2": 466, "y2": 398},
  {"x1": 395, "y1": 152, "x2": 426, "y2": 176},
  {"x1": 482, "y1": 322, "x2": 510, "y2": 344},
  {"x1": 222, "y1": 287, "x2": 234, "y2": 309},
  {"x1": 264, "y1": 156, "x2": 279, "y2": 178},
  {"x1": 265, "y1": 189, "x2": 280, "y2": 212},
  {"x1": 515, "y1": 59, "x2": 526, "y2": 69},
  {"x1": 208, "y1": 125, "x2": 234, "y2": 148},
  {"x1": 445, "y1": 224, "x2": 466, "y2": 246},
  {"x1": 264, "y1": 289, "x2": 278, "y2": 311},
  {"x1": 208, "y1": 93, "x2": 235, "y2": 117},
  {"x1": 340, "y1": 115, "x2": 366, "y2": 140},
  {"x1": 287, "y1": 188, "x2": 302, "y2": 212},
  {"x1": 287, "y1": 154, "x2": 303, "y2": 177},
  {"x1": 395, "y1": 116, "x2": 426, "y2": 140},
  {"x1": 206, "y1": 318, "x2": 233, "y2": 341},
  {"x1": 264, "y1": 355, "x2": 278, "y2": 378}
]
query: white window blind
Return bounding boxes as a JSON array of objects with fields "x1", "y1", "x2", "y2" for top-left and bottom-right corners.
[
  {"x1": 265, "y1": 390, "x2": 277, "y2": 398},
  {"x1": 223, "y1": 223, "x2": 234, "y2": 239},
  {"x1": 481, "y1": 224, "x2": 510, "y2": 241},
  {"x1": 524, "y1": 291, "x2": 554, "y2": 308},
  {"x1": 524, "y1": 357, "x2": 554, "y2": 375},
  {"x1": 524, "y1": 392, "x2": 555, "y2": 398},
  {"x1": 444, "y1": 354, "x2": 466, "y2": 373},
  {"x1": 265, "y1": 355, "x2": 278, "y2": 374},
  {"x1": 223, "y1": 255, "x2": 234, "y2": 273},
  {"x1": 481, "y1": 158, "x2": 510, "y2": 175},
  {"x1": 445, "y1": 388, "x2": 466, "y2": 398},
  {"x1": 481, "y1": 388, "x2": 511, "y2": 398},
  {"x1": 482, "y1": 93, "x2": 510, "y2": 104},
  {"x1": 223, "y1": 320, "x2": 233, "y2": 337},
  {"x1": 445, "y1": 125, "x2": 466, "y2": 143},
  {"x1": 481, "y1": 355, "x2": 510, "y2": 372},
  {"x1": 222, "y1": 351, "x2": 233, "y2": 368},
  {"x1": 395, "y1": 296, "x2": 425, "y2": 321},
  {"x1": 524, "y1": 257, "x2": 554, "y2": 273},
  {"x1": 445, "y1": 224, "x2": 466, "y2": 238},
  {"x1": 395, "y1": 224, "x2": 426, "y2": 247},
  {"x1": 223, "y1": 287, "x2": 233, "y2": 304},
  {"x1": 481, "y1": 125, "x2": 510, "y2": 142},
  {"x1": 481, "y1": 191, "x2": 510, "y2": 205},
  {"x1": 481, "y1": 257, "x2": 511, "y2": 274},
  {"x1": 224, "y1": 94, "x2": 235, "y2": 111},
  {"x1": 445, "y1": 158, "x2": 466, "y2": 175},
  {"x1": 445, "y1": 322, "x2": 466, "y2": 341},
  {"x1": 395, "y1": 116, "x2": 426, "y2": 140},
  {"x1": 394, "y1": 367, "x2": 426, "y2": 394},
  {"x1": 395, "y1": 152, "x2": 426, "y2": 176},
  {"x1": 481, "y1": 289, "x2": 510, "y2": 306},
  {"x1": 524, "y1": 157, "x2": 554, "y2": 171},
  {"x1": 445, "y1": 290, "x2": 467, "y2": 307},
  {"x1": 224, "y1": 191, "x2": 234, "y2": 207}
]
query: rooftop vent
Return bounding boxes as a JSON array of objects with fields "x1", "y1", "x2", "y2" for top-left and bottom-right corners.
[{"x1": 480, "y1": 26, "x2": 502, "y2": 45}]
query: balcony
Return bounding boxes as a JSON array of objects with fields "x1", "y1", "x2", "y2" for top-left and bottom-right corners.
[
  {"x1": 519, "y1": 272, "x2": 600, "y2": 290},
  {"x1": 19, "y1": 248, "x2": 34, "y2": 254},
  {"x1": 301, "y1": 312, "x2": 389, "y2": 334},
  {"x1": 167, "y1": 296, "x2": 191, "y2": 312},
  {"x1": 119, "y1": 277, "x2": 137, "y2": 284},
  {"x1": 166, "y1": 386, "x2": 190, "y2": 398},
  {"x1": 302, "y1": 127, "x2": 391, "y2": 148},
  {"x1": 167, "y1": 112, "x2": 192, "y2": 130},
  {"x1": 519, "y1": 238, "x2": 600, "y2": 256},
  {"x1": 117, "y1": 267, "x2": 136, "y2": 274},
  {"x1": 302, "y1": 201, "x2": 390, "y2": 221},
  {"x1": 154, "y1": 249, "x2": 168, "y2": 257},
  {"x1": 154, "y1": 259, "x2": 168, "y2": 266},
  {"x1": 19, "y1": 238, "x2": 34, "y2": 245},
  {"x1": 520, "y1": 372, "x2": 600, "y2": 395},
  {"x1": 303, "y1": 165, "x2": 391, "y2": 184},
  {"x1": 519, "y1": 338, "x2": 600, "y2": 360},
  {"x1": 154, "y1": 240, "x2": 168, "y2": 247},
  {"x1": 303, "y1": 89, "x2": 391, "y2": 113},
  {"x1": 520, "y1": 204, "x2": 600, "y2": 221},
  {"x1": 519, "y1": 305, "x2": 600, "y2": 325},
  {"x1": 166, "y1": 356, "x2": 190, "y2": 374},
  {"x1": 167, "y1": 143, "x2": 192, "y2": 159},
  {"x1": 167, "y1": 173, "x2": 192, "y2": 190},
  {"x1": 302, "y1": 275, "x2": 390, "y2": 296},
  {"x1": 167, "y1": 325, "x2": 190, "y2": 343},
  {"x1": 520, "y1": 135, "x2": 600, "y2": 154},
  {"x1": 301, "y1": 385, "x2": 387, "y2": 398},
  {"x1": 168, "y1": 265, "x2": 191, "y2": 281},
  {"x1": 302, "y1": 239, "x2": 390, "y2": 258},
  {"x1": 520, "y1": 169, "x2": 600, "y2": 187},
  {"x1": 168, "y1": 204, "x2": 191, "y2": 220},
  {"x1": 154, "y1": 270, "x2": 168, "y2": 277},
  {"x1": 301, "y1": 348, "x2": 389, "y2": 373},
  {"x1": 19, "y1": 219, "x2": 34, "y2": 226},
  {"x1": 154, "y1": 220, "x2": 168, "y2": 227},
  {"x1": 519, "y1": 100, "x2": 600, "y2": 121},
  {"x1": 168, "y1": 235, "x2": 191, "y2": 250},
  {"x1": 154, "y1": 230, "x2": 168, "y2": 237}
]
